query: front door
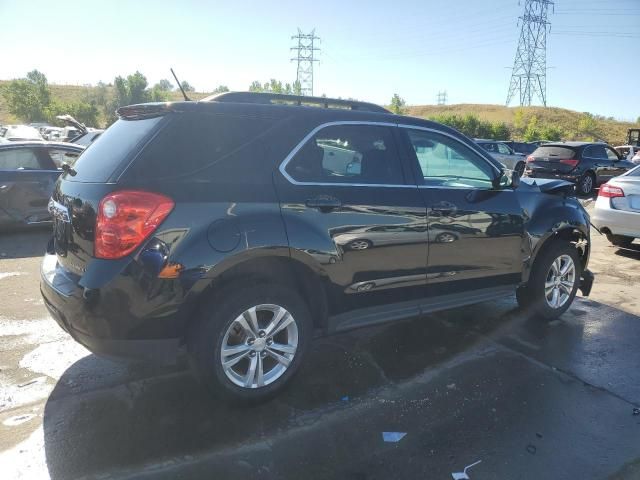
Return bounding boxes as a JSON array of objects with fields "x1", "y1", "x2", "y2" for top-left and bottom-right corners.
[
  {"x1": 275, "y1": 122, "x2": 428, "y2": 314},
  {"x1": 399, "y1": 127, "x2": 525, "y2": 296}
]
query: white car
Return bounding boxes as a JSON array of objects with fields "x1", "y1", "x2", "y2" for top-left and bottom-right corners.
[
  {"x1": 592, "y1": 165, "x2": 640, "y2": 247},
  {"x1": 0, "y1": 125, "x2": 43, "y2": 142},
  {"x1": 614, "y1": 145, "x2": 640, "y2": 164}
]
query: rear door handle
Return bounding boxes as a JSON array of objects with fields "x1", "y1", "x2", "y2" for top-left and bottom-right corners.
[{"x1": 306, "y1": 195, "x2": 342, "y2": 211}]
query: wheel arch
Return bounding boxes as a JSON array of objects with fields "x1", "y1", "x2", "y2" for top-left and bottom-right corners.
[
  {"x1": 522, "y1": 199, "x2": 590, "y2": 284},
  {"x1": 186, "y1": 251, "x2": 330, "y2": 336}
]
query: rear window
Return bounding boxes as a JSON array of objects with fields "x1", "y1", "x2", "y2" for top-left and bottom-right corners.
[
  {"x1": 531, "y1": 146, "x2": 576, "y2": 159},
  {"x1": 66, "y1": 117, "x2": 163, "y2": 182},
  {"x1": 626, "y1": 166, "x2": 640, "y2": 177}
]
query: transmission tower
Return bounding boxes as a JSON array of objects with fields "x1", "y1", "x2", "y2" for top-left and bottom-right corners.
[
  {"x1": 506, "y1": 0, "x2": 554, "y2": 107},
  {"x1": 437, "y1": 91, "x2": 448, "y2": 105},
  {"x1": 291, "y1": 29, "x2": 320, "y2": 96}
]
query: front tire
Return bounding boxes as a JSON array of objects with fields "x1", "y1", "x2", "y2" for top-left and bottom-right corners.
[
  {"x1": 188, "y1": 284, "x2": 312, "y2": 401},
  {"x1": 517, "y1": 241, "x2": 581, "y2": 320}
]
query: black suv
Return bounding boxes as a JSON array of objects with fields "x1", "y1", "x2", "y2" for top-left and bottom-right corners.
[
  {"x1": 41, "y1": 92, "x2": 593, "y2": 400},
  {"x1": 524, "y1": 142, "x2": 635, "y2": 196}
]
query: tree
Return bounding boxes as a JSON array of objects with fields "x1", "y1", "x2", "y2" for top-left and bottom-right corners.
[
  {"x1": 491, "y1": 122, "x2": 511, "y2": 141},
  {"x1": 155, "y1": 79, "x2": 173, "y2": 91},
  {"x1": 180, "y1": 80, "x2": 195, "y2": 92},
  {"x1": 249, "y1": 80, "x2": 263, "y2": 92},
  {"x1": 212, "y1": 85, "x2": 230, "y2": 94},
  {"x1": 390, "y1": 94, "x2": 406, "y2": 114},
  {"x1": 523, "y1": 115, "x2": 540, "y2": 141},
  {"x1": 539, "y1": 125, "x2": 562, "y2": 141},
  {"x1": 1, "y1": 69, "x2": 52, "y2": 122},
  {"x1": 578, "y1": 112, "x2": 597, "y2": 138}
]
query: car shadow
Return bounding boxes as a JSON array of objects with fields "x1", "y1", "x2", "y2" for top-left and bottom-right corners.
[
  {"x1": 613, "y1": 243, "x2": 640, "y2": 259},
  {"x1": 0, "y1": 228, "x2": 50, "y2": 259},
  {"x1": 43, "y1": 298, "x2": 522, "y2": 479}
]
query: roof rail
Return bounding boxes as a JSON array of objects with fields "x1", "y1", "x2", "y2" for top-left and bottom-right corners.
[{"x1": 202, "y1": 91, "x2": 390, "y2": 114}]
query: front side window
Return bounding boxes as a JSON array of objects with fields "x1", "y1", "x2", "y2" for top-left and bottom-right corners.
[
  {"x1": 285, "y1": 124, "x2": 404, "y2": 185},
  {"x1": 605, "y1": 147, "x2": 619, "y2": 161},
  {"x1": 0, "y1": 148, "x2": 41, "y2": 169},
  {"x1": 406, "y1": 130, "x2": 495, "y2": 189}
]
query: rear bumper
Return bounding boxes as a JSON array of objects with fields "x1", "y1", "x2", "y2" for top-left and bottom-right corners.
[
  {"x1": 524, "y1": 170, "x2": 580, "y2": 183},
  {"x1": 591, "y1": 201, "x2": 640, "y2": 238},
  {"x1": 40, "y1": 253, "x2": 181, "y2": 365}
]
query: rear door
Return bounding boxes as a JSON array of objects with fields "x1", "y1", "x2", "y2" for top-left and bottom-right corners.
[
  {"x1": 399, "y1": 126, "x2": 525, "y2": 296},
  {"x1": 0, "y1": 146, "x2": 59, "y2": 226},
  {"x1": 585, "y1": 144, "x2": 616, "y2": 183},
  {"x1": 275, "y1": 122, "x2": 428, "y2": 314}
]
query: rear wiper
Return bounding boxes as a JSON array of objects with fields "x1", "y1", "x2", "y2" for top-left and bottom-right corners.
[{"x1": 61, "y1": 163, "x2": 77, "y2": 177}]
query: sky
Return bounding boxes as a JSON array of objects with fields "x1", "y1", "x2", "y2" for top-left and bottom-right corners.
[{"x1": 1, "y1": 0, "x2": 639, "y2": 120}]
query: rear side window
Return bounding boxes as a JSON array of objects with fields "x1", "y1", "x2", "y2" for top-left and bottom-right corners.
[
  {"x1": 0, "y1": 148, "x2": 41, "y2": 169},
  {"x1": 285, "y1": 124, "x2": 404, "y2": 185},
  {"x1": 583, "y1": 145, "x2": 607, "y2": 159},
  {"x1": 532, "y1": 146, "x2": 576, "y2": 159},
  {"x1": 66, "y1": 117, "x2": 163, "y2": 182},
  {"x1": 126, "y1": 113, "x2": 277, "y2": 181}
]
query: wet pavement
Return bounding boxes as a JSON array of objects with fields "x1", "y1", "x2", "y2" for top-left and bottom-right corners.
[{"x1": 2, "y1": 224, "x2": 640, "y2": 479}]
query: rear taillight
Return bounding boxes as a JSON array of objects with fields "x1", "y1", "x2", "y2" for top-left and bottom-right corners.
[
  {"x1": 526, "y1": 155, "x2": 534, "y2": 163},
  {"x1": 599, "y1": 183, "x2": 625, "y2": 198},
  {"x1": 95, "y1": 190, "x2": 174, "y2": 259},
  {"x1": 559, "y1": 159, "x2": 579, "y2": 167}
]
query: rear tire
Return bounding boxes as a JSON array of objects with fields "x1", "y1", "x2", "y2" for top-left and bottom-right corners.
[
  {"x1": 606, "y1": 233, "x2": 634, "y2": 247},
  {"x1": 188, "y1": 284, "x2": 312, "y2": 402},
  {"x1": 577, "y1": 172, "x2": 595, "y2": 196},
  {"x1": 517, "y1": 241, "x2": 581, "y2": 320}
]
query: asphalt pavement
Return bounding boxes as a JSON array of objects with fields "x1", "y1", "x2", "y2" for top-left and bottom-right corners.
[{"x1": 2, "y1": 221, "x2": 640, "y2": 480}]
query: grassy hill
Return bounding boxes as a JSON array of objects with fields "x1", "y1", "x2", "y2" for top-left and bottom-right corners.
[
  {"x1": 1, "y1": 82, "x2": 636, "y2": 145},
  {"x1": 406, "y1": 104, "x2": 637, "y2": 146}
]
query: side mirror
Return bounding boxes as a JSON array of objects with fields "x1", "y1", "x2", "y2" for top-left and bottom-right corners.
[
  {"x1": 511, "y1": 170, "x2": 521, "y2": 188},
  {"x1": 494, "y1": 170, "x2": 520, "y2": 189}
]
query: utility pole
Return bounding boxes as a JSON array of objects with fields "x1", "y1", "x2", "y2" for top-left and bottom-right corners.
[
  {"x1": 291, "y1": 29, "x2": 320, "y2": 96},
  {"x1": 437, "y1": 91, "x2": 448, "y2": 106},
  {"x1": 506, "y1": 0, "x2": 553, "y2": 106}
]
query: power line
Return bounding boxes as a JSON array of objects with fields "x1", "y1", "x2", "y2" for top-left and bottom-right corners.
[
  {"x1": 506, "y1": 0, "x2": 554, "y2": 107},
  {"x1": 290, "y1": 29, "x2": 320, "y2": 96},
  {"x1": 437, "y1": 91, "x2": 448, "y2": 105}
]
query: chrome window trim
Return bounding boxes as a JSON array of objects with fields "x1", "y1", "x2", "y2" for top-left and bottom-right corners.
[
  {"x1": 278, "y1": 120, "x2": 414, "y2": 188},
  {"x1": 278, "y1": 120, "x2": 501, "y2": 188}
]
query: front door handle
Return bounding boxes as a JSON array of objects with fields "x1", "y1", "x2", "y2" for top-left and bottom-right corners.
[{"x1": 306, "y1": 195, "x2": 342, "y2": 212}]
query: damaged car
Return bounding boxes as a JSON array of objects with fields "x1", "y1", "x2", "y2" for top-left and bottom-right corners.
[{"x1": 41, "y1": 92, "x2": 593, "y2": 400}]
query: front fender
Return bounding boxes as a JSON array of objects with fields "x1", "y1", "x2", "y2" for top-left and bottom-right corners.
[{"x1": 521, "y1": 199, "x2": 590, "y2": 283}]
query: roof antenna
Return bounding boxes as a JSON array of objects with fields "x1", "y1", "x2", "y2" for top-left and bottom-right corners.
[{"x1": 170, "y1": 68, "x2": 191, "y2": 101}]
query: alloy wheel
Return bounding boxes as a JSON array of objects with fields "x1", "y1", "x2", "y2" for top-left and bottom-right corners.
[
  {"x1": 582, "y1": 175, "x2": 593, "y2": 194},
  {"x1": 544, "y1": 254, "x2": 576, "y2": 309},
  {"x1": 349, "y1": 240, "x2": 371, "y2": 250},
  {"x1": 220, "y1": 304, "x2": 298, "y2": 388}
]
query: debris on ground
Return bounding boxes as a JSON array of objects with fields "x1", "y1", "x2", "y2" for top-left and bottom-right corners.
[
  {"x1": 382, "y1": 432, "x2": 406, "y2": 442},
  {"x1": 451, "y1": 460, "x2": 482, "y2": 480}
]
